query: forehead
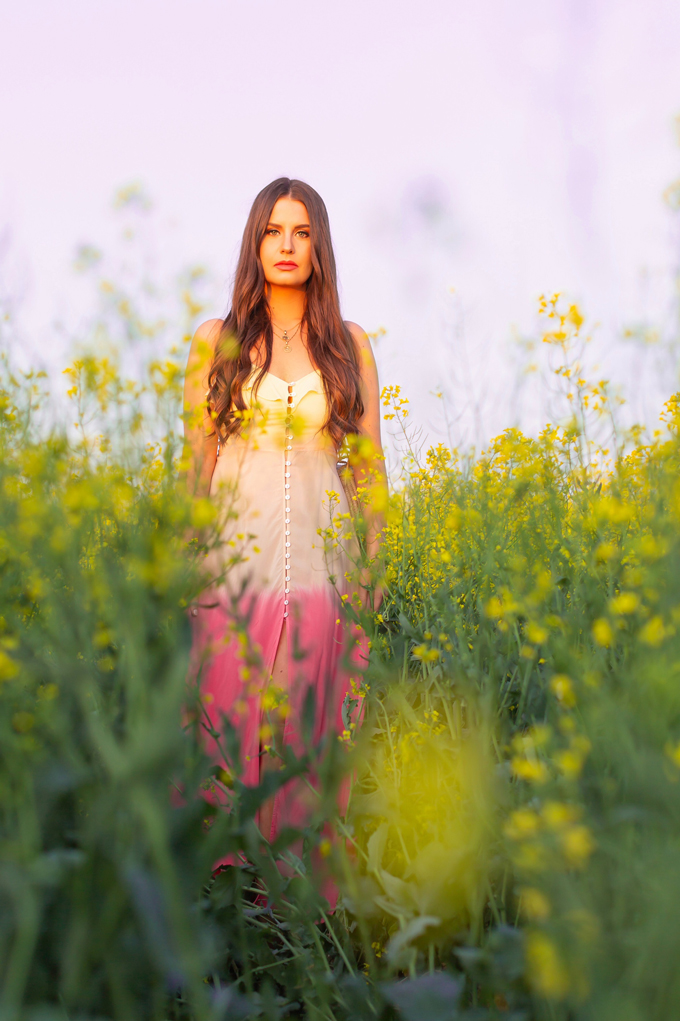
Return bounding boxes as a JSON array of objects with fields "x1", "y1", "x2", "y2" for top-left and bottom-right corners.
[{"x1": 269, "y1": 197, "x2": 309, "y2": 224}]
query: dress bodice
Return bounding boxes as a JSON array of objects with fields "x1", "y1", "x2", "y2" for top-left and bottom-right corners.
[{"x1": 226, "y1": 367, "x2": 332, "y2": 452}]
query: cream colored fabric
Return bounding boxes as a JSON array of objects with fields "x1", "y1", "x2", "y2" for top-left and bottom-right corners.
[{"x1": 208, "y1": 368, "x2": 355, "y2": 605}]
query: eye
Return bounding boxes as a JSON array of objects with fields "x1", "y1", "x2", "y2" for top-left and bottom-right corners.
[
  {"x1": 266, "y1": 228, "x2": 280, "y2": 236},
  {"x1": 296, "y1": 230, "x2": 310, "y2": 238}
]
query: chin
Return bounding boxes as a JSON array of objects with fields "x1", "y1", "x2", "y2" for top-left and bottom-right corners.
[{"x1": 271, "y1": 273, "x2": 306, "y2": 286}]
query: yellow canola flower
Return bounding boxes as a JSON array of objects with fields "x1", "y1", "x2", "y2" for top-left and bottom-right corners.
[
  {"x1": 521, "y1": 887, "x2": 551, "y2": 921},
  {"x1": 511, "y1": 725, "x2": 551, "y2": 758},
  {"x1": 526, "y1": 622, "x2": 548, "y2": 644},
  {"x1": 541, "y1": 801, "x2": 580, "y2": 830},
  {"x1": 412, "y1": 644, "x2": 440, "y2": 662},
  {"x1": 555, "y1": 741, "x2": 591, "y2": 779},
  {"x1": 505, "y1": 808, "x2": 542, "y2": 840},
  {"x1": 592, "y1": 618, "x2": 614, "y2": 648},
  {"x1": 550, "y1": 674, "x2": 576, "y2": 708},
  {"x1": 0, "y1": 649, "x2": 19, "y2": 681},
  {"x1": 561, "y1": 824, "x2": 596, "y2": 867},
  {"x1": 525, "y1": 931, "x2": 570, "y2": 1000},
  {"x1": 609, "y1": 591, "x2": 640, "y2": 615},
  {"x1": 511, "y1": 757, "x2": 550, "y2": 784},
  {"x1": 190, "y1": 497, "x2": 217, "y2": 529},
  {"x1": 640, "y1": 615, "x2": 669, "y2": 647}
]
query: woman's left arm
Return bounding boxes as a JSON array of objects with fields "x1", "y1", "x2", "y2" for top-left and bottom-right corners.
[{"x1": 345, "y1": 321, "x2": 388, "y2": 609}]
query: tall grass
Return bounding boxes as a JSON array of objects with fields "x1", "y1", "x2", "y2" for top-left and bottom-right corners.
[{"x1": 3, "y1": 283, "x2": 680, "y2": 1021}]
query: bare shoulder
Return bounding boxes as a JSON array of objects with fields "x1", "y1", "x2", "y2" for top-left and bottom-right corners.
[
  {"x1": 345, "y1": 320, "x2": 371, "y2": 350},
  {"x1": 345, "y1": 320, "x2": 377, "y2": 373},
  {"x1": 192, "y1": 317, "x2": 224, "y2": 349},
  {"x1": 187, "y1": 318, "x2": 223, "y2": 372},
  {"x1": 185, "y1": 318, "x2": 223, "y2": 401}
]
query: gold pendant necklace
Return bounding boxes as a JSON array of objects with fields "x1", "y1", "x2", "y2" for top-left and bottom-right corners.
[{"x1": 272, "y1": 320, "x2": 301, "y2": 353}]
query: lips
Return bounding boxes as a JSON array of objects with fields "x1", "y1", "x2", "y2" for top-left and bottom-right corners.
[{"x1": 275, "y1": 261, "x2": 298, "y2": 269}]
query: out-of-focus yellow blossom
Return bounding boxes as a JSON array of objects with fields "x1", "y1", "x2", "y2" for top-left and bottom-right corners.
[
  {"x1": 592, "y1": 619, "x2": 614, "y2": 648},
  {"x1": 520, "y1": 887, "x2": 551, "y2": 921},
  {"x1": 640, "y1": 615, "x2": 669, "y2": 647},
  {"x1": 609, "y1": 591, "x2": 640, "y2": 615},
  {"x1": 560, "y1": 824, "x2": 596, "y2": 867},
  {"x1": 550, "y1": 674, "x2": 576, "y2": 708},
  {"x1": 525, "y1": 931, "x2": 570, "y2": 1000}
]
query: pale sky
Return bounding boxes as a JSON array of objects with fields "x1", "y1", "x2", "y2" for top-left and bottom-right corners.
[{"x1": 2, "y1": 0, "x2": 680, "y2": 450}]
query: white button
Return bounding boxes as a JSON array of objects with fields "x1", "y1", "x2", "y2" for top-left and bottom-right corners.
[
  {"x1": 284, "y1": 472, "x2": 290, "y2": 478},
  {"x1": 285, "y1": 461, "x2": 291, "y2": 466},
  {"x1": 285, "y1": 542, "x2": 290, "y2": 547},
  {"x1": 285, "y1": 588, "x2": 289, "y2": 593},
  {"x1": 285, "y1": 553, "x2": 290, "y2": 558},
  {"x1": 286, "y1": 445, "x2": 292, "y2": 450},
  {"x1": 285, "y1": 518, "x2": 290, "y2": 524},
  {"x1": 285, "y1": 483, "x2": 290, "y2": 489},
  {"x1": 284, "y1": 612, "x2": 288, "y2": 618},
  {"x1": 285, "y1": 530, "x2": 290, "y2": 536},
  {"x1": 284, "y1": 599, "x2": 289, "y2": 605}
]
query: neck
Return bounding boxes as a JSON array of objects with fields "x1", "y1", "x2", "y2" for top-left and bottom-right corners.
[{"x1": 268, "y1": 283, "x2": 307, "y2": 327}]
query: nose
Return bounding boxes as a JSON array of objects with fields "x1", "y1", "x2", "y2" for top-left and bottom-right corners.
[{"x1": 280, "y1": 230, "x2": 294, "y2": 254}]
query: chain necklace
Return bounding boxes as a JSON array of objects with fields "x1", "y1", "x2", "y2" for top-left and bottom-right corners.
[{"x1": 271, "y1": 320, "x2": 302, "y2": 353}]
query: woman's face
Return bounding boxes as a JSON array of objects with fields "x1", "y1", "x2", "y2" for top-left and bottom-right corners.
[{"x1": 259, "y1": 197, "x2": 313, "y2": 288}]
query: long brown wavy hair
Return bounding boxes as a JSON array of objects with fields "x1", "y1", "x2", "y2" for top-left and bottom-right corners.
[{"x1": 207, "y1": 178, "x2": 364, "y2": 450}]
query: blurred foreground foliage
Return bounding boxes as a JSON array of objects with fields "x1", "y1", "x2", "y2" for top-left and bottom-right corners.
[{"x1": 2, "y1": 283, "x2": 680, "y2": 1021}]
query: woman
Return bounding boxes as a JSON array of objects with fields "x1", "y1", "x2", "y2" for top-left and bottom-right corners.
[{"x1": 183, "y1": 178, "x2": 385, "y2": 857}]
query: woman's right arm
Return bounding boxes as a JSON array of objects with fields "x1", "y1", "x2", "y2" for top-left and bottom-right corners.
[{"x1": 182, "y1": 318, "x2": 223, "y2": 498}]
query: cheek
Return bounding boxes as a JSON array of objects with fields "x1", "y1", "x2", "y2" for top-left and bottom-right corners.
[{"x1": 300, "y1": 243, "x2": 313, "y2": 270}]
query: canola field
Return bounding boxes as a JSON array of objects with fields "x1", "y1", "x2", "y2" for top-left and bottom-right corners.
[{"x1": 1, "y1": 295, "x2": 680, "y2": 1020}]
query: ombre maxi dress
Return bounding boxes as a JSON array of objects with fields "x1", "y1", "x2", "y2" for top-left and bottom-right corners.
[{"x1": 191, "y1": 366, "x2": 366, "y2": 856}]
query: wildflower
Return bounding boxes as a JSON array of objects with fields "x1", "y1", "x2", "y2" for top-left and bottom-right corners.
[
  {"x1": 609, "y1": 591, "x2": 639, "y2": 615},
  {"x1": 550, "y1": 674, "x2": 576, "y2": 708},
  {"x1": 216, "y1": 767, "x2": 234, "y2": 788},
  {"x1": 0, "y1": 650, "x2": 19, "y2": 681},
  {"x1": 511, "y1": 758, "x2": 550, "y2": 784},
  {"x1": 592, "y1": 618, "x2": 613, "y2": 648},
  {"x1": 521, "y1": 887, "x2": 551, "y2": 921},
  {"x1": 526, "y1": 932, "x2": 569, "y2": 1000},
  {"x1": 505, "y1": 809, "x2": 541, "y2": 840},
  {"x1": 561, "y1": 824, "x2": 595, "y2": 867},
  {"x1": 526, "y1": 622, "x2": 548, "y2": 644},
  {"x1": 555, "y1": 741, "x2": 590, "y2": 779},
  {"x1": 640, "y1": 615, "x2": 668, "y2": 647},
  {"x1": 542, "y1": 801, "x2": 580, "y2": 830},
  {"x1": 190, "y1": 497, "x2": 217, "y2": 528}
]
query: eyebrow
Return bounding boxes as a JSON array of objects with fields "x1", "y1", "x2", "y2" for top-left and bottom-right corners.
[{"x1": 267, "y1": 222, "x2": 310, "y2": 229}]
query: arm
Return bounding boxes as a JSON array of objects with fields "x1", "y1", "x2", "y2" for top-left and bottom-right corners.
[
  {"x1": 346, "y1": 321, "x2": 388, "y2": 607},
  {"x1": 182, "y1": 318, "x2": 223, "y2": 499}
]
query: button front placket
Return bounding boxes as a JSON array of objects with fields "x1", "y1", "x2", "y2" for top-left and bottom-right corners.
[{"x1": 283, "y1": 383, "x2": 295, "y2": 618}]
